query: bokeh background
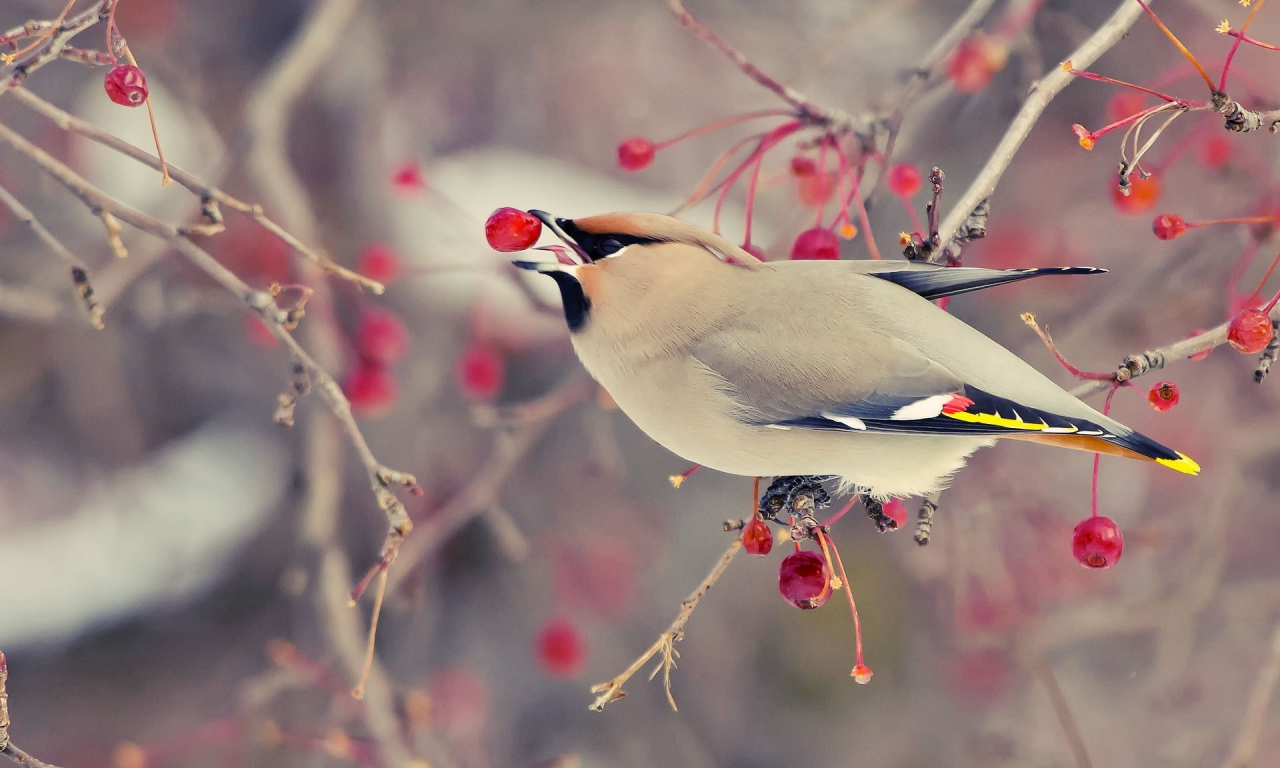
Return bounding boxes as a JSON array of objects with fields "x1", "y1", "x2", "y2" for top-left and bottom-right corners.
[{"x1": 2, "y1": 0, "x2": 1280, "y2": 766}]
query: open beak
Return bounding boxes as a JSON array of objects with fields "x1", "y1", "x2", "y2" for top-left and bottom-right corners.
[{"x1": 528, "y1": 209, "x2": 591, "y2": 263}]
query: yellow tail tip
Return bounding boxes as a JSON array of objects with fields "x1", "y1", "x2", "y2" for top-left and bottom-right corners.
[{"x1": 1156, "y1": 452, "x2": 1200, "y2": 476}]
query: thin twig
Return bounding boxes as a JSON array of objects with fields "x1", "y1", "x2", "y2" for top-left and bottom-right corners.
[
  {"x1": 588, "y1": 539, "x2": 743, "y2": 711},
  {"x1": 1219, "y1": 622, "x2": 1280, "y2": 768},
  {"x1": 0, "y1": 181, "x2": 102, "y2": 328},
  {"x1": 937, "y1": 0, "x2": 1148, "y2": 249},
  {"x1": 1034, "y1": 661, "x2": 1094, "y2": 768}
]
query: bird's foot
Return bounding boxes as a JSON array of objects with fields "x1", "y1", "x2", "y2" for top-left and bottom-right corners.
[
  {"x1": 865, "y1": 498, "x2": 899, "y2": 533},
  {"x1": 758, "y1": 475, "x2": 832, "y2": 542}
]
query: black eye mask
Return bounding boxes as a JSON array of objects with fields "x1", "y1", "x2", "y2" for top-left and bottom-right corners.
[{"x1": 556, "y1": 219, "x2": 662, "y2": 262}]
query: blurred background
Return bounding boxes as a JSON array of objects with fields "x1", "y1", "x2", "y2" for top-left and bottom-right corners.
[{"x1": 1, "y1": 0, "x2": 1279, "y2": 766}]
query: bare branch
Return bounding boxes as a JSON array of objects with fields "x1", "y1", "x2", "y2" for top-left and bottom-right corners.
[
  {"x1": 937, "y1": 0, "x2": 1148, "y2": 249},
  {"x1": 0, "y1": 181, "x2": 102, "y2": 328},
  {"x1": 1219, "y1": 622, "x2": 1280, "y2": 768}
]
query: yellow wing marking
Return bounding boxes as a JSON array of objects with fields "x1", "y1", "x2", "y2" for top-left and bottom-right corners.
[
  {"x1": 1156, "y1": 452, "x2": 1201, "y2": 476},
  {"x1": 942, "y1": 410, "x2": 1048, "y2": 431}
]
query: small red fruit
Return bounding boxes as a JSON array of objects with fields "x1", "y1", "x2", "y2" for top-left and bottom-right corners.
[
  {"x1": 357, "y1": 243, "x2": 401, "y2": 284},
  {"x1": 887, "y1": 164, "x2": 923, "y2": 197},
  {"x1": 1112, "y1": 176, "x2": 1162, "y2": 215},
  {"x1": 536, "y1": 618, "x2": 586, "y2": 677},
  {"x1": 1071, "y1": 516, "x2": 1123, "y2": 569},
  {"x1": 456, "y1": 342, "x2": 505, "y2": 401},
  {"x1": 778, "y1": 550, "x2": 831, "y2": 609},
  {"x1": 882, "y1": 498, "x2": 907, "y2": 529},
  {"x1": 1227, "y1": 307, "x2": 1274, "y2": 354},
  {"x1": 1147, "y1": 381, "x2": 1180, "y2": 412},
  {"x1": 344, "y1": 362, "x2": 397, "y2": 418},
  {"x1": 355, "y1": 309, "x2": 409, "y2": 365},
  {"x1": 1152, "y1": 213, "x2": 1187, "y2": 240},
  {"x1": 104, "y1": 65, "x2": 148, "y2": 107},
  {"x1": 484, "y1": 207, "x2": 542, "y2": 252},
  {"x1": 790, "y1": 227, "x2": 840, "y2": 260},
  {"x1": 797, "y1": 171, "x2": 835, "y2": 207},
  {"x1": 789, "y1": 156, "x2": 818, "y2": 177},
  {"x1": 1198, "y1": 135, "x2": 1233, "y2": 169},
  {"x1": 742, "y1": 519, "x2": 774, "y2": 556},
  {"x1": 739, "y1": 243, "x2": 767, "y2": 262},
  {"x1": 1186, "y1": 329, "x2": 1212, "y2": 361},
  {"x1": 391, "y1": 162, "x2": 427, "y2": 192},
  {"x1": 617, "y1": 137, "x2": 656, "y2": 172},
  {"x1": 946, "y1": 33, "x2": 1007, "y2": 93},
  {"x1": 1107, "y1": 91, "x2": 1147, "y2": 123}
]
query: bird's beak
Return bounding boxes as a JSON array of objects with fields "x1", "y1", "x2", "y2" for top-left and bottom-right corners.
[{"x1": 528, "y1": 209, "x2": 591, "y2": 263}]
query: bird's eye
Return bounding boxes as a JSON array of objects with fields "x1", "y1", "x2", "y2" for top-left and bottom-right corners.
[{"x1": 597, "y1": 238, "x2": 624, "y2": 257}]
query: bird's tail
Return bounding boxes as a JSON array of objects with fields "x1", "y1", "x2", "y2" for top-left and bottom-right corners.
[{"x1": 1012, "y1": 429, "x2": 1200, "y2": 475}]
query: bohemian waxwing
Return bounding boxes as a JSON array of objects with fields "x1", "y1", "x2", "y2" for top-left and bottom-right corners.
[{"x1": 514, "y1": 210, "x2": 1199, "y2": 499}]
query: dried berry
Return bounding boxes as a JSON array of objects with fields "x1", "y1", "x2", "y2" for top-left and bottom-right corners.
[
  {"x1": 742, "y1": 519, "x2": 774, "y2": 556},
  {"x1": 1227, "y1": 307, "x2": 1274, "y2": 354},
  {"x1": 1147, "y1": 381, "x2": 1180, "y2": 412},
  {"x1": 104, "y1": 64, "x2": 148, "y2": 107},
  {"x1": 1152, "y1": 213, "x2": 1187, "y2": 240}
]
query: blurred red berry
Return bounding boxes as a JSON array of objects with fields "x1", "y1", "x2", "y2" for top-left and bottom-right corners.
[
  {"x1": 946, "y1": 34, "x2": 1007, "y2": 93},
  {"x1": 887, "y1": 164, "x2": 923, "y2": 197},
  {"x1": 245, "y1": 315, "x2": 279, "y2": 350},
  {"x1": 427, "y1": 667, "x2": 490, "y2": 734},
  {"x1": 790, "y1": 227, "x2": 840, "y2": 260},
  {"x1": 742, "y1": 519, "x2": 774, "y2": 556},
  {"x1": 789, "y1": 156, "x2": 818, "y2": 177},
  {"x1": 796, "y1": 171, "x2": 835, "y2": 207},
  {"x1": 945, "y1": 649, "x2": 1011, "y2": 703},
  {"x1": 882, "y1": 498, "x2": 907, "y2": 529},
  {"x1": 1152, "y1": 213, "x2": 1187, "y2": 240},
  {"x1": 344, "y1": 362, "x2": 397, "y2": 418},
  {"x1": 778, "y1": 550, "x2": 831, "y2": 609},
  {"x1": 740, "y1": 243, "x2": 767, "y2": 262},
  {"x1": 1227, "y1": 307, "x2": 1274, "y2": 354},
  {"x1": 536, "y1": 618, "x2": 586, "y2": 677},
  {"x1": 553, "y1": 538, "x2": 637, "y2": 618},
  {"x1": 1186, "y1": 329, "x2": 1212, "y2": 361},
  {"x1": 1072, "y1": 516, "x2": 1123, "y2": 569},
  {"x1": 104, "y1": 65, "x2": 148, "y2": 107},
  {"x1": 355, "y1": 308, "x2": 409, "y2": 365},
  {"x1": 617, "y1": 137, "x2": 656, "y2": 172},
  {"x1": 357, "y1": 243, "x2": 401, "y2": 284},
  {"x1": 1112, "y1": 176, "x2": 1162, "y2": 215},
  {"x1": 391, "y1": 162, "x2": 427, "y2": 192},
  {"x1": 1147, "y1": 381, "x2": 1180, "y2": 412},
  {"x1": 1198, "y1": 134, "x2": 1233, "y2": 169},
  {"x1": 456, "y1": 342, "x2": 505, "y2": 401},
  {"x1": 484, "y1": 207, "x2": 542, "y2": 252},
  {"x1": 1107, "y1": 91, "x2": 1148, "y2": 124}
]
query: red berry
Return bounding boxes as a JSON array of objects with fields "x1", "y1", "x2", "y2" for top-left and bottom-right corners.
[
  {"x1": 355, "y1": 308, "x2": 409, "y2": 365},
  {"x1": 344, "y1": 362, "x2": 397, "y2": 418},
  {"x1": 742, "y1": 519, "x2": 774, "y2": 556},
  {"x1": 1198, "y1": 135, "x2": 1233, "y2": 169},
  {"x1": 391, "y1": 162, "x2": 427, "y2": 193},
  {"x1": 357, "y1": 243, "x2": 401, "y2": 284},
  {"x1": 1227, "y1": 307, "x2": 1274, "y2": 354},
  {"x1": 1107, "y1": 91, "x2": 1148, "y2": 124},
  {"x1": 882, "y1": 498, "x2": 907, "y2": 529},
  {"x1": 617, "y1": 137, "x2": 655, "y2": 172},
  {"x1": 778, "y1": 550, "x2": 831, "y2": 609},
  {"x1": 790, "y1": 227, "x2": 840, "y2": 260},
  {"x1": 1186, "y1": 329, "x2": 1212, "y2": 361},
  {"x1": 789, "y1": 156, "x2": 818, "y2": 177},
  {"x1": 1071, "y1": 516, "x2": 1123, "y2": 569},
  {"x1": 1147, "y1": 381, "x2": 1180, "y2": 412},
  {"x1": 536, "y1": 618, "x2": 586, "y2": 677},
  {"x1": 739, "y1": 243, "x2": 767, "y2": 262},
  {"x1": 946, "y1": 34, "x2": 1007, "y2": 93},
  {"x1": 1152, "y1": 213, "x2": 1187, "y2": 240},
  {"x1": 887, "y1": 164, "x2": 923, "y2": 197},
  {"x1": 484, "y1": 207, "x2": 542, "y2": 252},
  {"x1": 1112, "y1": 176, "x2": 1162, "y2": 215},
  {"x1": 103, "y1": 65, "x2": 148, "y2": 107},
  {"x1": 456, "y1": 342, "x2": 505, "y2": 401},
  {"x1": 796, "y1": 171, "x2": 835, "y2": 207}
]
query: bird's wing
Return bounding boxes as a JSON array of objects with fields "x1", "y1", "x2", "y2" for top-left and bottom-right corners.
[{"x1": 858, "y1": 264, "x2": 1106, "y2": 301}]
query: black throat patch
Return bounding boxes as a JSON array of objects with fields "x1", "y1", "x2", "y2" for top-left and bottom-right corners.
[{"x1": 542, "y1": 270, "x2": 591, "y2": 332}]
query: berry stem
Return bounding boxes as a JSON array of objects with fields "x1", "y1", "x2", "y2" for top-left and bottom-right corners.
[
  {"x1": 1085, "y1": 102, "x2": 1178, "y2": 147},
  {"x1": 1187, "y1": 214, "x2": 1278, "y2": 229},
  {"x1": 816, "y1": 530, "x2": 869, "y2": 678},
  {"x1": 350, "y1": 561, "x2": 389, "y2": 700},
  {"x1": 895, "y1": 194, "x2": 927, "y2": 242},
  {"x1": 742, "y1": 140, "x2": 766, "y2": 247},
  {"x1": 752, "y1": 475, "x2": 760, "y2": 517},
  {"x1": 122, "y1": 45, "x2": 172, "y2": 185},
  {"x1": 1063, "y1": 65, "x2": 1178, "y2": 103},
  {"x1": 1226, "y1": 30, "x2": 1280, "y2": 52},
  {"x1": 652, "y1": 109, "x2": 795, "y2": 150},
  {"x1": 105, "y1": 0, "x2": 120, "y2": 64},
  {"x1": 668, "y1": 463, "x2": 702, "y2": 489},
  {"x1": 822, "y1": 494, "x2": 860, "y2": 527},
  {"x1": 815, "y1": 136, "x2": 830, "y2": 227},
  {"x1": 3, "y1": 0, "x2": 78, "y2": 63},
  {"x1": 712, "y1": 121, "x2": 802, "y2": 234},
  {"x1": 1091, "y1": 383, "x2": 1122, "y2": 518},
  {"x1": 1220, "y1": 0, "x2": 1269, "y2": 92},
  {"x1": 1228, "y1": 241, "x2": 1262, "y2": 307},
  {"x1": 673, "y1": 131, "x2": 767, "y2": 214},
  {"x1": 1132, "y1": 0, "x2": 1215, "y2": 92},
  {"x1": 831, "y1": 139, "x2": 881, "y2": 260},
  {"x1": 1021, "y1": 313, "x2": 1114, "y2": 380}
]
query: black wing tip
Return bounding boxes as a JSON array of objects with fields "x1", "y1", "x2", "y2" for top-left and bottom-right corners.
[{"x1": 1018, "y1": 267, "x2": 1107, "y2": 275}]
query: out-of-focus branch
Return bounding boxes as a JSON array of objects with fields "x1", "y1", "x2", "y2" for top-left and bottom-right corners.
[
  {"x1": 937, "y1": 0, "x2": 1148, "y2": 250},
  {"x1": 1219, "y1": 621, "x2": 1280, "y2": 768},
  {"x1": 0, "y1": 181, "x2": 102, "y2": 328},
  {"x1": 588, "y1": 539, "x2": 742, "y2": 712},
  {"x1": 0, "y1": 651, "x2": 68, "y2": 768},
  {"x1": 1069, "y1": 304, "x2": 1280, "y2": 399},
  {"x1": 1034, "y1": 662, "x2": 1094, "y2": 768},
  {"x1": 8, "y1": 87, "x2": 383, "y2": 294}
]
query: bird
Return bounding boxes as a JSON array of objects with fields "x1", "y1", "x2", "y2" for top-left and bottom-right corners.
[{"x1": 512, "y1": 210, "x2": 1199, "y2": 500}]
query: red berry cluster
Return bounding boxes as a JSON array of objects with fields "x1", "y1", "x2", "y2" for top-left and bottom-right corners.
[{"x1": 343, "y1": 307, "x2": 410, "y2": 419}]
